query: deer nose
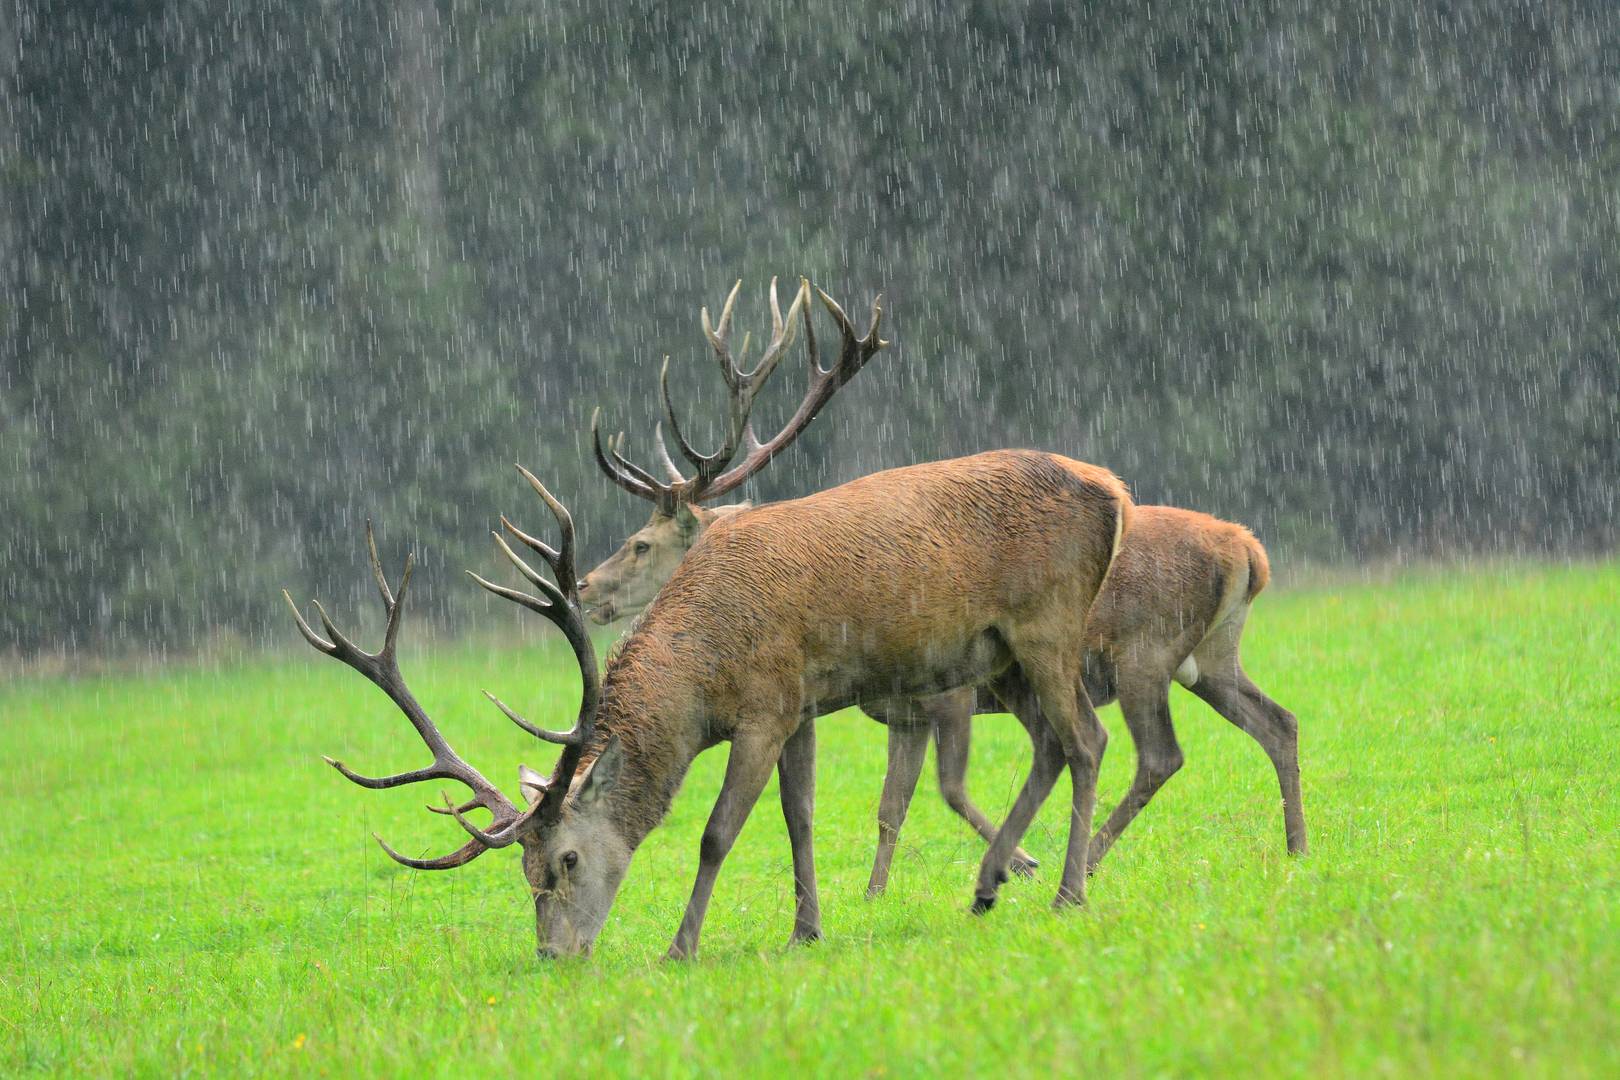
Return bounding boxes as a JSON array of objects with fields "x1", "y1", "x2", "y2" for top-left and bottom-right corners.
[{"x1": 577, "y1": 575, "x2": 595, "y2": 598}]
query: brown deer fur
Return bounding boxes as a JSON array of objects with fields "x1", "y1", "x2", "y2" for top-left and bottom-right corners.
[
  {"x1": 532, "y1": 449, "x2": 1131, "y2": 957},
  {"x1": 584, "y1": 493, "x2": 1305, "y2": 896},
  {"x1": 865, "y1": 504, "x2": 1305, "y2": 896}
]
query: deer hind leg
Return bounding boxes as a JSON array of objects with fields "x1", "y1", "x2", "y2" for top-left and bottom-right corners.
[
  {"x1": 1245, "y1": 677, "x2": 1306, "y2": 855},
  {"x1": 668, "y1": 727, "x2": 788, "y2": 960},
  {"x1": 777, "y1": 718, "x2": 822, "y2": 943},
  {"x1": 931, "y1": 690, "x2": 1039, "y2": 878},
  {"x1": 1087, "y1": 670, "x2": 1184, "y2": 873},
  {"x1": 865, "y1": 709, "x2": 929, "y2": 899},
  {"x1": 1189, "y1": 613, "x2": 1307, "y2": 856}
]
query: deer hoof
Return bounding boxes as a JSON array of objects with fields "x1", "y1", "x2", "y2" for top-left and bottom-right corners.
[
  {"x1": 1051, "y1": 888, "x2": 1085, "y2": 911},
  {"x1": 789, "y1": 927, "x2": 822, "y2": 947},
  {"x1": 1010, "y1": 852, "x2": 1039, "y2": 878},
  {"x1": 970, "y1": 894, "x2": 997, "y2": 916}
]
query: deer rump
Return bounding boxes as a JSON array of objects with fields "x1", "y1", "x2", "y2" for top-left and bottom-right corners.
[{"x1": 618, "y1": 449, "x2": 1130, "y2": 729}]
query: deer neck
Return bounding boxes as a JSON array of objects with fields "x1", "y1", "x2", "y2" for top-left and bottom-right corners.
[{"x1": 589, "y1": 640, "x2": 708, "y2": 851}]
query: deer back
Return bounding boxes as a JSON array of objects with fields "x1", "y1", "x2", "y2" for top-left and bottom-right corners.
[{"x1": 617, "y1": 449, "x2": 1131, "y2": 720}]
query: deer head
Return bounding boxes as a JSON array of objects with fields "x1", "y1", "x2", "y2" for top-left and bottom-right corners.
[
  {"x1": 578, "y1": 277, "x2": 888, "y2": 624},
  {"x1": 514, "y1": 733, "x2": 631, "y2": 958},
  {"x1": 286, "y1": 468, "x2": 632, "y2": 958},
  {"x1": 575, "y1": 500, "x2": 722, "y2": 624}
]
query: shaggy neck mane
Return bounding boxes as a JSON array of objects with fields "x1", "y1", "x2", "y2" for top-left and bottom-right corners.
[{"x1": 574, "y1": 627, "x2": 704, "y2": 849}]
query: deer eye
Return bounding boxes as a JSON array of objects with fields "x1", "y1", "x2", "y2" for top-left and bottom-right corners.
[
  {"x1": 561, "y1": 850, "x2": 579, "y2": 871},
  {"x1": 632, "y1": 541, "x2": 650, "y2": 556}
]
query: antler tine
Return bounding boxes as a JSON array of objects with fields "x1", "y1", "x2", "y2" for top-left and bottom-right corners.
[
  {"x1": 439, "y1": 792, "x2": 521, "y2": 848},
  {"x1": 738, "y1": 276, "x2": 805, "y2": 389},
  {"x1": 693, "y1": 279, "x2": 890, "y2": 503},
  {"x1": 374, "y1": 833, "x2": 495, "y2": 871},
  {"x1": 615, "y1": 429, "x2": 685, "y2": 488},
  {"x1": 815, "y1": 285, "x2": 858, "y2": 346},
  {"x1": 477, "y1": 686, "x2": 582, "y2": 746},
  {"x1": 814, "y1": 285, "x2": 888, "y2": 369},
  {"x1": 652, "y1": 423, "x2": 689, "y2": 485},
  {"x1": 496, "y1": 517, "x2": 558, "y2": 579},
  {"x1": 365, "y1": 519, "x2": 395, "y2": 608},
  {"x1": 509, "y1": 464, "x2": 578, "y2": 591},
  {"x1": 321, "y1": 754, "x2": 439, "y2": 790},
  {"x1": 467, "y1": 565, "x2": 595, "y2": 745},
  {"x1": 700, "y1": 279, "x2": 745, "y2": 387},
  {"x1": 485, "y1": 533, "x2": 570, "y2": 614},
  {"x1": 659, "y1": 354, "x2": 726, "y2": 482},
  {"x1": 381, "y1": 554, "x2": 413, "y2": 658},
  {"x1": 666, "y1": 278, "x2": 809, "y2": 491},
  {"x1": 608, "y1": 432, "x2": 665, "y2": 493},
  {"x1": 594, "y1": 278, "x2": 815, "y2": 511},
  {"x1": 468, "y1": 565, "x2": 563, "y2": 618},
  {"x1": 284, "y1": 526, "x2": 523, "y2": 872},
  {"x1": 311, "y1": 598, "x2": 364, "y2": 660},
  {"x1": 428, "y1": 796, "x2": 484, "y2": 817},
  {"x1": 591, "y1": 406, "x2": 680, "y2": 516},
  {"x1": 283, "y1": 590, "x2": 335, "y2": 654},
  {"x1": 476, "y1": 473, "x2": 604, "y2": 821}
]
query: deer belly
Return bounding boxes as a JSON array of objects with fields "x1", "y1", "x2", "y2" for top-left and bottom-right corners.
[{"x1": 816, "y1": 627, "x2": 1013, "y2": 705}]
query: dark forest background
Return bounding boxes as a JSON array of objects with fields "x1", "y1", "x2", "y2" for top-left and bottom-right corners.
[{"x1": 4, "y1": 1, "x2": 1617, "y2": 653}]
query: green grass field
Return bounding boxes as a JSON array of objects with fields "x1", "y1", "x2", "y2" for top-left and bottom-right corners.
[{"x1": 3, "y1": 562, "x2": 1618, "y2": 1077}]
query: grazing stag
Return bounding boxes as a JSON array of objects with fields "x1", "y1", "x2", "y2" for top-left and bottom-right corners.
[
  {"x1": 863, "y1": 506, "x2": 1306, "y2": 896},
  {"x1": 287, "y1": 288, "x2": 1133, "y2": 957}
]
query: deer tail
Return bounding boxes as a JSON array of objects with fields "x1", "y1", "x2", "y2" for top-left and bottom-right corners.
[
  {"x1": 1099, "y1": 484, "x2": 1133, "y2": 595},
  {"x1": 1243, "y1": 530, "x2": 1271, "y2": 601}
]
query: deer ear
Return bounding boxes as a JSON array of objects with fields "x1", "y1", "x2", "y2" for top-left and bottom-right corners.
[
  {"x1": 673, "y1": 502, "x2": 713, "y2": 539},
  {"x1": 573, "y1": 735, "x2": 623, "y2": 809},
  {"x1": 518, "y1": 763, "x2": 550, "y2": 807}
]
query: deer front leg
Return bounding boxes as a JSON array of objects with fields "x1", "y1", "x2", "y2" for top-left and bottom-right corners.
[
  {"x1": 668, "y1": 729, "x2": 786, "y2": 961},
  {"x1": 777, "y1": 719, "x2": 822, "y2": 944}
]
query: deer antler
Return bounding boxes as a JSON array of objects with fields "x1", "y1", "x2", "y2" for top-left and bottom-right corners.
[
  {"x1": 664, "y1": 277, "x2": 807, "y2": 486},
  {"x1": 284, "y1": 522, "x2": 523, "y2": 869},
  {"x1": 593, "y1": 276, "x2": 890, "y2": 512},
  {"x1": 592, "y1": 409, "x2": 679, "y2": 515},
  {"x1": 691, "y1": 283, "x2": 889, "y2": 503},
  {"x1": 469, "y1": 467, "x2": 603, "y2": 825}
]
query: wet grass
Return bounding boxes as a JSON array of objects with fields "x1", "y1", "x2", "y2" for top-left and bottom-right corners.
[{"x1": 2, "y1": 561, "x2": 1618, "y2": 1077}]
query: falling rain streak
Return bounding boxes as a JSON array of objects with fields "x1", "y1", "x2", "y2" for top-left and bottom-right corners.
[{"x1": 3, "y1": 2, "x2": 1617, "y2": 656}]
